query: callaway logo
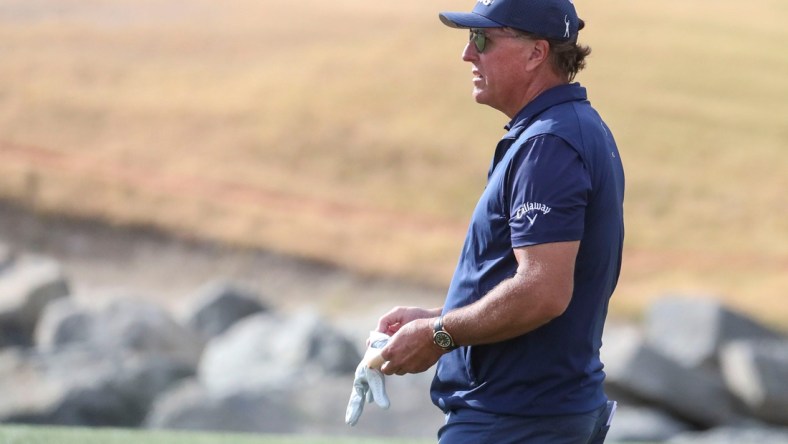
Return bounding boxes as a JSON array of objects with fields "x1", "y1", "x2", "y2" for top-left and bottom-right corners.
[
  {"x1": 477, "y1": 0, "x2": 494, "y2": 5},
  {"x1": 514, "y1": 202, "x2": 552, "y2": 225}
]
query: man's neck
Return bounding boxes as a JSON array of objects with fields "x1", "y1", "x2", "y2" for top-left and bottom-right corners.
[{"x1": 503, "y1": 74, "x2": 567, "y2": 119}]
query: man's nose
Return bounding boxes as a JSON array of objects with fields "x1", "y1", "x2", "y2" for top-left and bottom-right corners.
[{"x1": 462, "y1": 42, "x2": 477, "y2": 61}]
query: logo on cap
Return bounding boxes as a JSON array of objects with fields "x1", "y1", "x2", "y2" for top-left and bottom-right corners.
[
  {"x1": 564, "y1": 15, "x2": 570, "y2": 38},
  {"x1": 477, "y1": 0, "x2": 494, "y2": 5}
]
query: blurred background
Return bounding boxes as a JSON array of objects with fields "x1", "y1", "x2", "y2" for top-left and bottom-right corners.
[
  {"x1": 1, "y1": 0, "x2": 787, "y2": 321},
  {"x1": 0, "y1": 0, "x2": 786, "y2": 442}
]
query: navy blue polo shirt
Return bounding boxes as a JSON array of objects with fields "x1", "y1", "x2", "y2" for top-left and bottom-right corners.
[{"x1": 431, "y1": 83, "x2": 625, "y2": 416}]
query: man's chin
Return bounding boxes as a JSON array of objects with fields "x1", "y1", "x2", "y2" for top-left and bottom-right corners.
[{"x1": 472, "y1": 89, "x2": 486, "y2": 104}]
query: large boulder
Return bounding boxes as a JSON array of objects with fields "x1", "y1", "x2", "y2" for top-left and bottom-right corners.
[
  {"x1": 0, "y1": 243, "x2": 15, "y2": 272},
  {"x1": 602, "y1": 330, "x2": 737, "y2": 427},
  {"x1": 182, "y1": 279, "x2": 268, "y2": 341},
  {"x1": 35, "y1": 296, "x2": 205, "y2": 368},
  {"x1": 0, "y1": 346, "x2": 194, "y2": 426},
  {"x1": 198, "y1": 311, "x2": 360, "y2": 396},
  {"x1": 0, "y1": 347, "x2": 64, "y2": 422},
  {"x1": 667, "y1": 426, "x2": 788, "y2": 444},
  {"x1": 645, "y1": 296, "x2": 783, "y2": 370},
  {"x1": 34, "y1": 298, "x2": 93, "y2": 350},
  {"x1": 17, "y1": 296, "x2": 205, "y2": 427},
  {"x1": 290, "y1": 371, "x2": 444, "y2": 438},
  {"x1": 145, "y1": 379, "x2": 297, "y2": 433},
  {"x1": 0, "y1": 256, "x2": 70, "y2": 347},
  {"x1": 606, "y1": 404, "x2": 693, "y2": 443},
  {"x1": 147, "y1": 371, "x2": 443, "y2": 438},
  {"x1": 720, "y1": 339, "x2": 788, "y2": 425}
]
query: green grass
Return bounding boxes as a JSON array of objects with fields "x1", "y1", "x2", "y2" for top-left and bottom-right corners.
[
  {"x1": 0, "y1": 425, "x2": 659, "y2": 444},
  {"x1": 0, "y1": 425, "x2": 430, "y2": 444},
  {"x1": 0, "y1": 0, "x2": 786, "y2": 326}
]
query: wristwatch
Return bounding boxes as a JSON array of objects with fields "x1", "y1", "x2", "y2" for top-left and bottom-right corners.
[{"x1": 433, "y1": 316, "x2": 458, "y2": 351}]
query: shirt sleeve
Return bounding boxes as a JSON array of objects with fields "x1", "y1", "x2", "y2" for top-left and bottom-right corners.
[{"x1": 507, "y1": 134, "x2": 591, "y2": 248}]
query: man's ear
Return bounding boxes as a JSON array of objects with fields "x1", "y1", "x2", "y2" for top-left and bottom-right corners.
[{"x1": 525, "y1": 39, "x2": 550, "y2": 72}]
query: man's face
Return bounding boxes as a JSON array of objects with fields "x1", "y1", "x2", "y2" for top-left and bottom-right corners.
[{"x1": 462, "y1": 28, "x2": 536, "y2": 117}]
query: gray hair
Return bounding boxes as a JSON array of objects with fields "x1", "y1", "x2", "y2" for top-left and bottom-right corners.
[{"x1": 507, "y1": 21, "x2": 592, "y2": 82}]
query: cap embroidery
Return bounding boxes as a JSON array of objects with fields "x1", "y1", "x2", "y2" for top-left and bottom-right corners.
[
  {"x1": 564, "y1": 15, "x2": 570, "y2": 38},
  {"x1": 477, "y1": 0, "x2": 494, "y2": 5}
]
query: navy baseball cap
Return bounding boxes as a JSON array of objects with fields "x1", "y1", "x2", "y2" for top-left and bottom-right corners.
[{"x1": 439, "y1": 0, "x2": 581, "y2": 42}]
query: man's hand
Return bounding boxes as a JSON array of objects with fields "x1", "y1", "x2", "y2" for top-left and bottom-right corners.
[
  {"x1": 345, "y1": 332, "x2": 390, "y2": 426},
  {"x1": 376, "y1": 306, "x2": 442, "y2": 337},
  {"x1": 380, "y1": 317, "x2": 445, "y2": 376}
]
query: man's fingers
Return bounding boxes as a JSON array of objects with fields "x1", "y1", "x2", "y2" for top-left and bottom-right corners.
[
  {"x1": 380, "y1": 359, "x2": 398, "y2": 376},
  {"x1": 377, "y1": 306, "x2": 413, "y2": 335},
  {"x1": 365, "y1": 351, "x2": 386, "y2": 370},
  {"x1": 376, "y1": 322, "x2": 401, "y2": 336}
]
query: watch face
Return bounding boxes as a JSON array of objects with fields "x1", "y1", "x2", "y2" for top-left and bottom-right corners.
[{"x1": 434, "y1": 331, "x2": 453, "y2": 349}]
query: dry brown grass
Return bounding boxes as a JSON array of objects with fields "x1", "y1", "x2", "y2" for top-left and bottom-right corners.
[{"x1": 0, "y1": 0, "x2": 786, "y2": 327}]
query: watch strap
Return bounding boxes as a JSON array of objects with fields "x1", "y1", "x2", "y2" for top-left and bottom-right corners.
[{"x1": 433, "y1": 316, "x2": 457, "y2": 350}]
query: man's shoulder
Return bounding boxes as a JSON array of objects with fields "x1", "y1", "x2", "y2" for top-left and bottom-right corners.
[{"x1": 512, "y1": 108, "x2": 580, "y2": 153}]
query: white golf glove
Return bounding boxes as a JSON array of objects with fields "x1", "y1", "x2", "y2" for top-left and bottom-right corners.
[{"x1": 345, "y1": 331, "x2": 390, "y2": 426}]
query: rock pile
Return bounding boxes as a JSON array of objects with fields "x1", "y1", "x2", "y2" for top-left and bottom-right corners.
[
  {"x1": 0, "y1": 249, "x2": 786, "y2": 443},
  {"x1": 603, "y1": 297, "x2": 788, "y2": 443},
  {"x1": 0, "y1": 250, "x2": 442, "y2": 438}
]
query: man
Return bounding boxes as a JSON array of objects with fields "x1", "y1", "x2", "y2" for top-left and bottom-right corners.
[{"x1": 374, "y1": 0, "x2": 624, "y2": 442}]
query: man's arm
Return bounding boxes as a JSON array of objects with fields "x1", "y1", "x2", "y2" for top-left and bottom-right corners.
[
  {"x1": 379, "y1": 240, "x2": 579, "y2": 375},
  {"x1": 445, "y1": 240, "x2": 578, "y2": 345}
]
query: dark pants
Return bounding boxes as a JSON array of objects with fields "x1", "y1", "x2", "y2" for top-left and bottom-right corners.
[{"x1": 438, "y1": 401, "x2": 616, "y2": 444}]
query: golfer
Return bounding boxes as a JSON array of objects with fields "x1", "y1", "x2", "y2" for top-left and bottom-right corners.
[{"x1": 374, "y1": 0, "x2": 625, "y2": 442}]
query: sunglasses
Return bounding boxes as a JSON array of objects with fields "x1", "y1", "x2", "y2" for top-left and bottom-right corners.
[
  {"x1": 469, "y1": 29, "x2": 490, "y2": 53},
  {"x1": 469, "y1": 28, "x2": 529, "y2": 53}
]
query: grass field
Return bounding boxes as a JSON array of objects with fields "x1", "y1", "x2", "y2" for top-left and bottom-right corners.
[
  {"x1": 0, "y1": 425, "x2": 660, "y2": 444},
  {"x1": 0, "y1": 0, "x2": 786, "y2": 325},
  {"x1": 0, "y1": 425, "x2": 430, "y2": 444}
]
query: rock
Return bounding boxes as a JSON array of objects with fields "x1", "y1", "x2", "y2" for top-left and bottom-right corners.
[
  {"x1": 291, "y1": 311, "x2": 360, "y2": 375},
  {"x1": 0, "y1": 346, "x2": 194, "y2": 427},
  {"x1": 148, "y1": 371, "x2": 443, "y2": 438},
  {"x1": 0, "y1": 347, "x2": 64, "y2": 421},
  {"x1": 602, "y1": 331, "x2": 737, "y2": 427},
  {"x1": 0, "y1": 243, "x2": 15, "y2": 272},
  {"x1": 720, "y1": 339, "x2": 788, "y2": 425},
  {"x1": 145, "y1": 379, "x2": 297, "y2": 433},
  {"x1": 199, "y1": 311, "x2": 360, "y2": 396},
  {"x1": 667, "y1": 425, "x2": 788, "y2": 444},
  {"x1": 144, "y1": 379, "x2": 206, "y2": 429},
  {"x1": 645, "y1": 296, "x2": 783, "y2": 370},
  {"x1": 605, "y1": 403, "x2": 694, "y2": 443},
  {"x1": 34, "y1": 298, "x2": 94, "y2": 350},
  {"x1": 0, "y1": 256, "x2": 70, "y2": 347},
  {"x1": 183, "y1": 279, "x2": 268, "y2": 341},
  {"x1": 291, "y1": 371, "x2": 444, "y2": 438},
  {"x1": 199, "y1": 312, "x2": 294, "y2": 394},
  {"x1": 9, "y1": 296, "x2": 204, "y2": 427},
  {"x1": 37, "y1": 296, "x2": 203, "y2": 365},
  {"x1": 102, "y1": 352, "x2": 196, "y2": 425},
  {"x1": 97, "y1": 297, "x2": 204, "y2": 366}
]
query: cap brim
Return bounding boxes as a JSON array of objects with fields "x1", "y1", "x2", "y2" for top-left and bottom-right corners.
[{"x1": 439, "y1": 12, "x2": 503, "y2": 29}]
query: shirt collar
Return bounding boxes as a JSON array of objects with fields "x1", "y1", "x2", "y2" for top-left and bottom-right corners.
[{"x1": 502, "y1": 83, "x2": 588, "y2": 138}]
